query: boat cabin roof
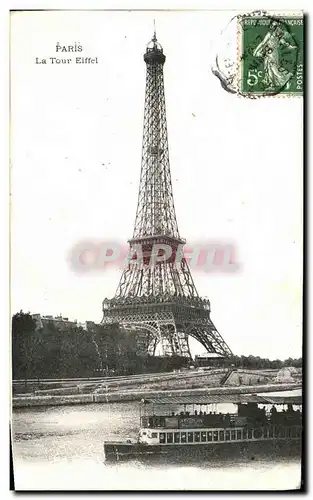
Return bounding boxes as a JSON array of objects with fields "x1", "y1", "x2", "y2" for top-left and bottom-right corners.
[{"x1": 142, "y1": 393, "x2": 302, "y2": 406}]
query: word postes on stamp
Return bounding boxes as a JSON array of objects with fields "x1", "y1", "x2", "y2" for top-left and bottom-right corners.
[{"x1": 240, "y1": 15, "x2": 303, "y2": 96}]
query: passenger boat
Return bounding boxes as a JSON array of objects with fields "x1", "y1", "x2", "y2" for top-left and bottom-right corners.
[{"x1": 103, "y1": 393, "x2": 302, "y2": 462}]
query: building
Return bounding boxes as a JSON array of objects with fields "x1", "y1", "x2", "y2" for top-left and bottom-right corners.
[
  {"x1": 31, "y1": 313, "x2": 86, "y2": 331},
  {"x1": 195, "y1": 353, "x2": 233, "y2": 368}
]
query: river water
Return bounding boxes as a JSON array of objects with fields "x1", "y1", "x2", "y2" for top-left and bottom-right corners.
[{"x1": 12, "y1": 402, "x2": 301, "y2": 491}]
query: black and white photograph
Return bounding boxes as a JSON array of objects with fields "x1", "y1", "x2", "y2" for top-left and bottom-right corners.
[{"x1": 10, "y1": 8, "x2": 303, "y2": 491}]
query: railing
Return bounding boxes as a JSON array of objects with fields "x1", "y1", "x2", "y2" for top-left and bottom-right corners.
[{"x1": 220, "y1": 369, "x2": 234, "y2": 386}]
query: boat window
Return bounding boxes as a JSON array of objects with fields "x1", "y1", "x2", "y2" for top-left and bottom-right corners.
[
  {"x1": 269, "y1": 427, "x2": 273, "y2": 438},
  {"x1": 219, "y1": 431, "x2": 225, "y2": 441},
  {"x1": 166, "y1": 433, "x2": 173, "y2": 444},
  {"x1": 296, "y1": 427, "x2": 301, "y2": 438},
  {"x1": 242, "y1": 429, "x2": 247, "y2": 439},
  {"x1": 181, "y1": 432, "x2": 187, "y2": 443},
  {"x1": 195, "y1": 432, "x2": 200, "y2": 442},
  {"x1": 287, "y1": 427, "x2": 292, "y2": 438},
  {"x1": 231, "y1": 430, "x2": 236, "y2": 440},
  {"x1": 213, "y1": 431, "x2": 218, "y2": 441},
  {"x1": 225, "y1": 430, "x2": 230, "y2": 441},
  {"x1": 280, "y1": 427, "x2": 286, "y2": 438},
  {"x1": 174, "y1": 432, "x2": 180, "y2": 443},
  {"x1": 201, "y1": 432, "x2": 207, "y2": 442},
  {"x1": 151, "y1": 432, "x2": 158, "y2": 438},
  {"x1": 159, "y1": 433, "x2": 165, "y2": 444},
  {"x1": 208, "y1": 431, "x2": 213, "y2": 442},
  {"x1": 263, "y1": 428, "x2": 268, "y2": 438},
  {"x1": 187, "y1": 432, "x2": 194, "y2": 443},
  {"x1": 236, "y1": 430, "x2": 242, "y2": 440},
  {"x1": 247, "y1": 429, "x2": 253, "y2": 439}
]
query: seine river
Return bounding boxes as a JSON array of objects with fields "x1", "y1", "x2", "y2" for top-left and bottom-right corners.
[{"x1": 12, "y1": 402, "x2": 301, "y2": 491}]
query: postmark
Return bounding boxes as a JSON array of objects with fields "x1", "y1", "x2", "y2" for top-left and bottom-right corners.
[{"x1": 212, "y1": 11, "x2": 304, "y2": 98}]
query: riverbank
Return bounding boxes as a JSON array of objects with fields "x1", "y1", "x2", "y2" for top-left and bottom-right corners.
[{"x1": 12, "y1": 382, "x2": 301, "y2": 408}]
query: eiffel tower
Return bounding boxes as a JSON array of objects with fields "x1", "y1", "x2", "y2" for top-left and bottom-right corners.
[{"x1": 102, "y1": 29, "x2": 233, "y2": 359}]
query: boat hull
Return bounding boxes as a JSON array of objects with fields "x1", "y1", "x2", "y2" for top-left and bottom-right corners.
[{"x1": 104, "y1": 439, "x2": 301, "y2": 463}]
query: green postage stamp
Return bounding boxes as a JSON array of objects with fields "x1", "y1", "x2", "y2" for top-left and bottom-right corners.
[{"x1": 239, "y1": 15, "x2": 303, "y2": 96}]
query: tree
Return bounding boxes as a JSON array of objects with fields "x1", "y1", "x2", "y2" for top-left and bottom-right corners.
[{"x1": 12, "y1": 311, "x2": 37, "y2": 378}]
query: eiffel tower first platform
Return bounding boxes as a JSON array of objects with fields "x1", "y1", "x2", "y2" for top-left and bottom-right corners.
[{"x1": 102, "y1": 30, "x2": 233, "y2": 360}]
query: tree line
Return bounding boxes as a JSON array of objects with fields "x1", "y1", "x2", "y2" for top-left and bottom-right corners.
[
  {"x1": 227, "y1": 355, "x2": 302, "y2": 370},
  {"x1": 11, "y1": 311, "x2": 189, "y2": 379},
  {"x1": 11, "y1": 311, "x2": 302, "y2": 379}
]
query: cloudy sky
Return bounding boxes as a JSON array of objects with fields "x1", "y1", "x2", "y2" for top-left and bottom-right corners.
[{"x1": 10, "y1": 10, "x2": 303, "y2": 359}]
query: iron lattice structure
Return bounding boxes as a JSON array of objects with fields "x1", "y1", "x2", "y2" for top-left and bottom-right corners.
[{"x1": 102, "y1": 32, "x2": 233, "y2": 359}]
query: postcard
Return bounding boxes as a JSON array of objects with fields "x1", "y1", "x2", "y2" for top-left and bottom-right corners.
[{"x1": 10, "y1": 9, "x2": 303, "y2": 491}]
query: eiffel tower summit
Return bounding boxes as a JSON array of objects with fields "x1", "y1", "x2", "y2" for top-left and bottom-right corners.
[{"x1": 102, "y1": 28, "x2": 233, "y2": 360}]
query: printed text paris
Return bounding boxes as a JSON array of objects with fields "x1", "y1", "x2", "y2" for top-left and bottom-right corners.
[{"x1": 35, "y1": 42, "x2": 98, "y2": 65}]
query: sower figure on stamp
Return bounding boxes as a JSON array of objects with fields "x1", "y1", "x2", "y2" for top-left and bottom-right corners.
[{"x1": 253, "y1": 20, "x2": 297, "y2": 91}]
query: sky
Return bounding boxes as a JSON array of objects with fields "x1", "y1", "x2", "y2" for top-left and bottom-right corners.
[{"x1": 10, "y1": 10, "x2": 303, "y2": 360}]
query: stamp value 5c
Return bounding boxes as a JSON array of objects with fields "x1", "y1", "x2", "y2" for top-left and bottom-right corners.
[{"x1": 240, "y1": 15, "x2": 303, "y2": 96}]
